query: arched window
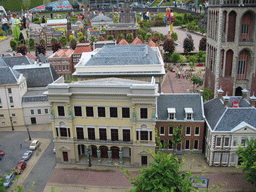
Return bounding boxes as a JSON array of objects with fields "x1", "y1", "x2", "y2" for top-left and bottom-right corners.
[
  {"x1": 227, "y1": 11, "x2": 237, "y2": 42},
  {"x1": 222, "y1": 11, "x2": 227, "y2": 41},
  {"x1": 225, "y1": 50, "x2": 234, "y2": 77},
  {"x1": 240, "y1": 12, "x2": 253, "y2": 41},
  {"x1": 237, "y1": 50, "x2": 250, "y2": 79},
  {"x1": 235, "y1": 87, "x2": 243, "y2": 96}
]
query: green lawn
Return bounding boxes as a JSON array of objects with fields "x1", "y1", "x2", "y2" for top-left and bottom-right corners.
[
  {"x1": 160, "y1": 1, "x2": 174, "y2": 6},
  {"x1": 151, "y1": 0, "x2": 162, "y2": 7},
  {"x1": 1, "y1": 0, "x2": 57, "y2": 12}
]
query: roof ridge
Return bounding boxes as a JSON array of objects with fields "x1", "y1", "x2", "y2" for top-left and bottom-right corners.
[
  {"x1": 9, "y1": 67, "x2": 18, "y2": 83},
  {"x1": 49, "y1": 65, "x2": 54, "y2": 82},
  {"x1": 213, "y1": 107, "x2": 228, "y2": 131}
]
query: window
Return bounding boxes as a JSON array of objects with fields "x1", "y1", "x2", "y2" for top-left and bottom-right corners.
[
  {"x1": 76, "y1": 127, "x2": 84, "y2": 139},
  {"x1": 74, "y1": 106, "x2": 82, "y2": 116},
  {"x1": 88, "y1": 128, "x2": 95, "y2": 140},
  {"x1": 194, "y1": 140, "x2": 199, "y2": 149},
  {"x1": 122, "y1": 107, "x2": 130, "y2": 118},
  {"x1": 241, "y1": 138, "x2": 246, "y2": 146},
  {"x1": 99, "y1": 128, "x2": 107, "y2": 140},
  {"x1": 231, "y1": 154, "x2": 235, "y2": 162},
  {"x1": 111, "y1": 129, "x2": 118, "y2": 141},
  {"x1": 45, "y1": 109, "x2": 48, "y2": 114},
  {"x1": 56, "y1": 128, "x2": 59, "y2": 136},
  {"x1": 136, "y1": 131, "x2": 139, "y2": 140},
  {"x1": 141, "y1": 156, "x2": 147, "y2": 165},
  {"x1": 160, "y1": 126, "x2": 165, "y2": 135},
  {"x1": 169, "y1": 113, "x2": 174, "y2": 119},
  {"x1": 237, "y1": 60, "x2": 246, "y2": 75},
  {"x1": 63, "y1": 65, "x2": 65, "y2": 70},
  {"x1": 58, "y1": 66, "x2": 61, "y2": 71},
  {"x1": 187, "y1": 113, "x2": 192, "y2": 120},
  {"x1": 216, "y1": 137, "x2": 221, "y2": 147},
  {"x1": 214, "y1": 153, "x2": 220, "y2": 163},
  {"x1": 241, "y1": 24, "x2": 249, "y2": 34},
  {"x1": 11, "y1": 113, "x2": 15, "y2": 117},
  {"x1": 233, "y1": 137, "x2": 238, "y2": 146},
  {"x1": 9, "y1": 96, "x2": 13, "y2": 103},
  {"x1": 185, "y1": 140, "x2": 190, "y2": 149},
  {"x1": 186, "y1": 127, "x2": 191, "y2": 135},
  {"x1": 140, "y1": 108, "x2": 148, "y2": 119},
  {"x1": 98, "y1": 107, "x2": 105, "y2": 117},
  {"x1": 169, "y1": 126, "x2": 173, "y2": 135},
  {"x1": 31, "y1": 110, "x2": 34, "y2": 115},
  {"x1": 38, "y1": 109, "x2": 41, "y2": 114},
  {"x1": 58, "y1": 106, "x2": 65, "y2": 116},
  {"x1": 8, "y1": 88, "x2": 12, "y2": 94},
  {"x1": 224, "y1": 138, "x2": 230, "y2": 147},
  {"x1": 140, "y1": 131, "x2": 148, "y2": 140},
  {"x1": 195, "y1": 127, "x2": 200, "y2": 135},
  {"x1": 123, "y1": 130, "x2": 130, "y2": 141},
  {"x1": 150, "y1": 131, "x2": 152, "y2": 140},
  {"x1": 0, "y1": 114, "x2": 4, "y2": 118},
  {"x1": 168, "y1": 140, "x2": 173, "y2": 149},
  {"x1": 222, "y1": 154, "x2": 228, "y2": 163},
  {"x1": 110, "y1": 107, "x2": 118, "y2": 118},
  {"x1": 66, "y1": 65, "x2": 69, "y2": 70},
  {"x1": 86, "y1": 107, "x2": 94, "y2": 117},
  {"x1": 60, "y1": 128, "x2": 68, "y2": 137}
]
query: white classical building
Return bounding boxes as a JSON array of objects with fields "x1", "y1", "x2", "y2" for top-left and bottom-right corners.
[{"x1": 90, "y1": 13, "x2": 113, "y2": 30}]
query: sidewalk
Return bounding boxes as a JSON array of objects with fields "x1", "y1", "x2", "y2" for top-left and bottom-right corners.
[{"x1": 0, "y1": 123, "x2": 52, "y2": 132}]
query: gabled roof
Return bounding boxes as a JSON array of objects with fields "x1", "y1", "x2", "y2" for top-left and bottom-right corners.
[
  {"x1": 0, "y1": 66, "x2": 21, "y2": 85},
  {"x1": 148, "y1": 40, "x2": 156, "y2": 47},
  {"x1": 131, "y1": 37, "x2": 143, "y2": 45},
  {"x1": 36, "y1": 53, "x2": 47, "y2": 63},
  {"x1": 88, "y1": 28, "x2": 100, "y2": 32},
  {"x1": 118, "y1": 39, "x2": 129, "y2": 45},
  {"x1": 13, "y1": 63, "x2": 59, "y2": 88},
  {"x1": 157, "y1": 94, "x2": 204, "y2": 121},
  {"x1": 2, "y1": 55, "x2": 35, "y2": 67},
  {"x1": 27, "y1": 53, "x2": 36, "y2": 61},
  {"x1": 74, "y1": 46, "x2": 93, "y2": 54},
  {"x1": 204, "y1": 97, "x2": 256, "y2": 132},
  {"x1": 52, "y1": 49, "x2": 74, "y2": 58},
  {"x1": 91, "y1": 14, "x2": 113, "y2": 22}
]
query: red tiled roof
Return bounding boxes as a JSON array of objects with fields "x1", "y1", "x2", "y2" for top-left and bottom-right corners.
[
  {"x1": 53, "y1": 49, "x2": 65, "y2": 57},
  {"x1": 148, "y1": 40, "x2": 156, "y2": 47},
  {"x1": 54, "y1": 49, "x2": 73, "y2": 58},
  {"x1": 15, "y1": 53, "x2": 22, "y2": 57},
  {"x1": 74, "y1": 46, "x2": 93, "y2": 54},
  {"x1": 27, "y1": 53, "x2": 36, "y2": 61},
  {"x1": 118, "y1": 39, "x2": 129, "y2": 45},
  {"x1": 62, "y1": 49, "x2": 74, "y2": 57},
  {"x1": 131, "y1": 37, "x2": 143, "y2": 45},
  {"x1": 88, "y1": 28, "x2": 100, "y2": 32}
]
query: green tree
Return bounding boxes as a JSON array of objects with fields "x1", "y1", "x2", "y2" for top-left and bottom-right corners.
[
  {"x1": 107, "y1": 35, "x2": 114, "y2": 40},
  {"x1": 78, "y1": 31, "x2": 83, "y2": 39},
  {"x1": 201, "y1": 87, "x2": 214, "y2": 101},
  {"x1": 101, "y1": 27, "x2": 106, "y2": 32},
  {"x1": 117, "y1": 33, "x2": 124, "y2": 41},
  {"x1": 163, "y1": 38, "x2": 175, "y2": 55},
  {"x1": 171, "y1": 32, "x2": 178, "y2": 41},
  {"x1": 188, "y1": 55, "x2": 197, "y2": 70},
  {"x1": 170, "y1": 124, "x2": 184, "y2": 155},
  {"x1": 28, "y1": 37, "x2": 35, "y2": 49},
  {"x1": 22, "y1": 0, "x2": 31, "y2": 9},
  {"x1": 126, "y1": 33, "x2": 133, "y2": 43},
  {"x1": 183, "y1": 37, "x2": 195, "y2": 54},
  {"x1": 93, "y1": 26, "x2": 98, "y2": 30},
  {"x1": 170, "y1": 53, "x2": 181, "y2": 65},
  {"x1": 69, "y1": 35, "x2": 75, "y2": 42},
  {"x1": 190, "y1": 75, "x2": 203, "y2": 92},
  {"x1": 90, "y1": 35, "x2": 96, "y2": 43},
  {"x1": 10, "y1": 39, "x2": 18, "y2": 51},
  {"x1": 145, "y1": 33, "x2": 152, "y2": 42},
  {"x1": 39, "y1": 38, "x2": 46, "y2": 46},
  {"x1": 51, "y1": 37, "x2": 58, "y2": 44},
  {"x1": 60, "y1": 36, "x2": 68, "y2": 47},
  {"x1": 98, "y1": 36, "x2": 104, "y2": 40},
  {"x1": 138, "y1": 29, "x2": 147, "y2": 40},
  {"x1": 199, "y1": 37, "x2": 207, "y2": 51},
  {"x1": 237, "y1": 139, "x2": 256, "y2": 188}
]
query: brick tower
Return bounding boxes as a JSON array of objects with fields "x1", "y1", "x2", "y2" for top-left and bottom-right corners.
[{"x1": 204, "y1": 0, "x2": 256, "y2": 97}]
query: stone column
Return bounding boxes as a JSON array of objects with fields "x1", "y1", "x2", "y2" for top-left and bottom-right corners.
[
  {"x1": 119, "y1": 149, "x2": 123, "y2": 164},
  {"x1": 108, "y1": 149, "x2": 112, "y2": 163},
  {"x1": 87, "y1": 147, "x2": 90, "y2": 162},
  {"x1": 97, "y1": 148, "x2": 101, "y2": 163}
]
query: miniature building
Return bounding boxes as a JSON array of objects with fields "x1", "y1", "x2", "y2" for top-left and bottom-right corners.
[
  {"x1": 91, "y1": 13, "x2": 113, "y2": 30},
  {"x1": 104, "y1": 23, "x2": 139, "y2": 40},
  {"x1": 87, "y1": 28, "x2": 101, "y2": 41},
  {"x1": 72, "y1": 43, "x2": 93, "y2": 67},
  {"x1": 93, "y1": 40, "x2": 116, "y2": 49},
  {"x1": 119, "y1": 0, "x2": 136, "y2": 23},
  {"x1": 204, "y1": 1, "x2": 256, "y2": 97}
]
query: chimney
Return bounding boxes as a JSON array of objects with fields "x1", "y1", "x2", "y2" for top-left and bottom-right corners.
[
  {"x1": 242, "y1": 88, "x2": 249, "y2": 100},
  {"x1": 249, "y1": 94, "x2": 256, "y2": 107},
  {"x1": 223, "y1": 94, "x2": 230, "y2": 107},
  {"x1": 217, "y1": 88, "x2": 224, "y2": 99}
]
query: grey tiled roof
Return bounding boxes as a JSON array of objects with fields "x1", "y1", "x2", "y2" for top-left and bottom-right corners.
[
  {"x1": 2, "y1": 56, "x2": 34, "y2": 67},
  {"x1": 22, "y1": 88, "x2": 48, "y2": 103},
  {"x1": 84, "y1": 45, "x2": 160, "y2": 66},
  {"x1": 91, "y1": 14, "x2": 113, "y2": 22},
  {"x1": 204, "y1": 97, "x2": 256, "y2": 131},
  {"x1": 36, "y1": 53, "x2": 48, "y2": 63},
  {"x1": 0, "y1": 58, "x2": 7, "y2": 67},
  {"x1": 157, "y1": 94, "x2": 204, "y2": 121},
  {"x1": 0, "y1": 66, "x2": 20, "y2": 85},
  {"x1": 14, "y1": 64, "x2": 59, "y2": 88},
  {"x1": 107, "y1": 23, "x2": 137, "y2": 27}
]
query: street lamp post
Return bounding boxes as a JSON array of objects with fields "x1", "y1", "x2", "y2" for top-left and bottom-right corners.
[
  {"x1": 10, "y1": 116, "x2": 14, "y2": 131},
  {"x1": 26, "y1": 125, "x2": 32, "y2": 141}
]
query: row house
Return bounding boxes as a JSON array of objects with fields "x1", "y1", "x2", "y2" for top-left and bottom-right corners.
[
  {"x1": 48, "y1": 49, "x2": 74, "y2": 80},
  {"x1": 72, "y1": 43, "x2": 93, "y2": 67},
  {"x1": 45, "y1": 77, "x2": 158, "y2": 167},
  {"x1": 204, "y1": 88, "x2": 256, "y2": 166},
  {"x1": 156, "y1": 94, "x2": 205, "y2": 154}
]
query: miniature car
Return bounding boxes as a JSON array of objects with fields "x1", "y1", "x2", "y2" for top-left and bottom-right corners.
[
  {"x1": 14, "y1": 161, "x2": 27, "y2": 175},
  {"x1": 29, "y1": 140, "x2": 39, "y2": 150},
  {"x1": 196, "y1": 63, "x2": 204, "y2": 66},
  {"x1": 21, "y1": 150, "x2": 33, "y2": 161},
  {"x1": 3, "y1": 173, "x2": 15, "y2": 188},
  {"x1": 0, "y1": 150, "x2": 5, "y2": 156}
]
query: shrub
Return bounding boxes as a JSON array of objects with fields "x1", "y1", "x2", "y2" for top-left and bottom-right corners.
[
  {"x1": 90, "y1": 35, "x2": 96, "y2": 43},
  {"x1": 51, "y1": 37, "x2": 58, "y2": 44},
  {"x1": 35, "y1": 43, "x2": 46, "y2": 56},
  {"x1": 138, "y1": 34, "x2": 143, "y2": 41},
  {"x1": 70, "y1": 39, "x2": 77, "y2": 50},
  {"x1": 153, "y1": 32, "x2": 160, "y2": 38},
  {"x1": 126, "y1": 33, "x2": 133, "y2": 43},
  {"x1": 69, "y1": 35, "x2": 75, "y2": 42},
  {"x1": 8, "y1": 27, "x2": 12, "y2": 35},
  {"x1": 93, "y1": 26, "x2": 98, "y2": 30},
  {"x1": 0, "y1": 30, "x2": 6, "y2": 36},
  {"x1": 26, "y1": 29, "x2": 28, "y2": 38},
  {"x1": 16, "y1": 45, "x2": 28, "y2": 55},
  {"x1": 60, "y1": 36, "x2": 68, "y2": 47},
  {"x1": 199, "y1": 37, "x2": 207, "y2": 51},
  {"x1": 101, "y1": 27, "x2": 106, "y2": 32},
  {"x1": 10, "y1": 39, "x2": 17, "y2": 51},
  {"x1": 78, "y1": 36, "x2": 85, "y2": 43},
  {"x1": 39, "y1": 38, "x2": 46, "y2": 45},
  {"x1": 51, "y1": 42, "x2": 62, "y2": 53},
  {"x1": 173, "y1": 20, "x2": 181, "y2": 26},
  {"x1": 171, "y1": 32, "x2": 178, "y2": 41},
  {"x1": 138, "y1": 29, "x2": 147, "y2": 40},
  {"x1": 183, "y1": 37, "x2": 195, "y2": 54},
  {"x1": 28, "y1": 38, "x2": 35, "y2": 49},
  {"x1": 170, "y1": 53, "x2": 181, "y2": 64},
  {"x1": 98, "y1": 36, "x2": 104, "y2": 40},
  {"x1": 107, "y1": 35, "x2": 114, "y2": 40},
  {"x1": 145, "y1": 33, "x2": 152, "y2": 42},
  {"x1": 163, "y1": 38, "x2": 175, "y2": 54},
  {"x1": 33, "y1": 17, "x2": 39, "y2": 22},
  {"x1": 117, "y1": 33, "x2": 124, "y2": 41},
  {"x1": 78, "y1": 31, "x2": 83, "y2": 39}
]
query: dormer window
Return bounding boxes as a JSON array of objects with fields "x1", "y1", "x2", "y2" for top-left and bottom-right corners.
[
  {"x1": 167, "y1": 108, "x2": 176, "y2": 120},
  {"x1": 184, "y1": 108, "x2": 193, "y2": 120}
]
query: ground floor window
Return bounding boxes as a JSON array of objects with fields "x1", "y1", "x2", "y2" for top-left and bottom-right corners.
[
  {"x1": 62, "y1": 152, "x2": 68, "y2": 162},
  {"x1": 141, "y1": 156, "x2": 147, "y2": 165}
]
